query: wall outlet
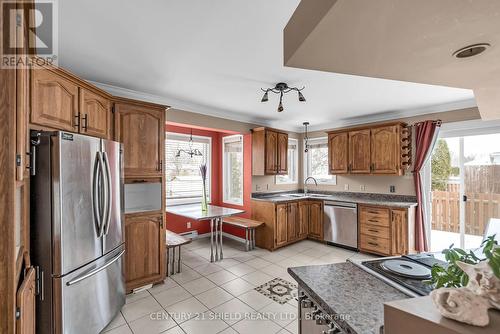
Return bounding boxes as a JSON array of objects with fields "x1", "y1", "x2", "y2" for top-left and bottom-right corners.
[
  {"x1": 390, "y1": 185, "x2": 396, "y2": 193},
  {"x1": 187, "y1": 222, "x2": 192, "y2": 229},
  {"x1": 256, "y1": 184, "x2": 263, "y2": 191},
  {"x1": 359, "y1": 185, "x2": 366, "y2": 191},
  {"x1": 344, "y1": 184, "x2": 349, "y2": 191}
]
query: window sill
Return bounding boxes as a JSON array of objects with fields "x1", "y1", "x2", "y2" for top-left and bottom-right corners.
[{"x1": 223, "y1": 199, "x2": 244, "y2": 206}]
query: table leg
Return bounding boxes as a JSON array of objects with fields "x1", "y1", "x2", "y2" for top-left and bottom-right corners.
[
  {"x1": 171, "y1": 247, "x2": 176, "y2": 276},
  {"x1": 210, "y1": 219, "x2": 214, "y2": 262},
  {"x1": 177, "y1": 247, "x2": 182, "y2": 273},
  {"x1": 166, "y1": 247, "x2": 170, "y2": 277},
  {"x1": 252, "y1": 229, "x2": 256, "y2": 249},
  {"x1": 245, "y1": 229, "x2": 249, "y2": 252},
  {"x1": 214, "y1": 218, "x2": 219, "y2": 262},
  {"x1": 219, "y1": 218, "x2": 224, "y2": 260}
]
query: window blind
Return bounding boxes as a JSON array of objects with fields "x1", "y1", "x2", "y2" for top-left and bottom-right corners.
[{"x1": 165, "y1": 132, "x2": 211, "y2": 203}]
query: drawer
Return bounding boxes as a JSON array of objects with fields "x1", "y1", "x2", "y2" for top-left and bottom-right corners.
[
  {"x1": 360, "y1": 234, "x2": 390, "y2": 255},
  {"x1": 359, "y1": 206, "x2": 390, "y2": 227},
  {"x1": 360, "y1": 224, "x2": 389, "y2": 239}
]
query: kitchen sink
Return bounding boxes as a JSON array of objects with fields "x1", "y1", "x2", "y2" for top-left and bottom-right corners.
[{"x1": 281, "y1": 193, "x2": 306, "y2": 198}]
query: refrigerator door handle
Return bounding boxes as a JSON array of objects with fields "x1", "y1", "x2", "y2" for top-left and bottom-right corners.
[
  {"x1": 92, "y1": 152, "x2": 102, "y2": 237},
  {"x1": 97, "y1": 151, "x2": 108, "y2": 237},
  {"x1": 102, "y1": 151, "x2": 113, "y2": 236},
  {"x1": 66, "y1": 249, "x2": 125, "y2": 286}
]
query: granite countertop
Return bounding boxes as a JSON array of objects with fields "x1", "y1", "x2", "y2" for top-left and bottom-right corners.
[
  {"x1": 288, "y1": 262, "x2": 409, "y2": 334},
  {"x1": 166, "y1": 203, "x2": 244, "y2": 220},
  {"x1": 252, "y1": 191, "x2": 417, "y2": 208}
]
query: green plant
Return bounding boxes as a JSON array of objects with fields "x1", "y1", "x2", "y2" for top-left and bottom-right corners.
[
  {"x1": 431, "y1": 139, "x2": 452, "y2": 191},
  {"x1": 426, "y1": 235, "x2": 500, "y2": 289}
]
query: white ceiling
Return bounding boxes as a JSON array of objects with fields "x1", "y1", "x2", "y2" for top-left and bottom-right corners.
[{"x1": 58, "y1": 0, "x2": 475, "y2": 132}]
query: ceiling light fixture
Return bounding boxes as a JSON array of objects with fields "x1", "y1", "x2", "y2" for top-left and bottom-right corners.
[
  {"x1": 303, "y1": 122, "x2": 310, "y2": 153},
  {"x1": 260, "y1": 82, "x2": 306, "y2": 112},
  {"x1": 453, "y1": 43, "x2": 490, "y2": 58},
  {"x1": 175, "y1": 129, "x2": 203, "y2": 158}
]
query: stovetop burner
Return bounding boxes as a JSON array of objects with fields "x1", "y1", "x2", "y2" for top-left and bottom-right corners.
[
  {"x1": 381, "y1": 259, "x2": 431, "y2": 279},
  {"x1": 361, "y1": 254, "x2": 447, "y2": 296}
]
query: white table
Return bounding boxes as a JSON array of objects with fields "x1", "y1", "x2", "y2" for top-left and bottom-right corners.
[{"x1": 166, "y1": 204, "x2": 245, "y2": 262}]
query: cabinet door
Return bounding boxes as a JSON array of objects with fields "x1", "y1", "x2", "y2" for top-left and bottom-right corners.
[
  {"x1": 328, "y1": 132, "x2": 348, "y2": 174},
  {"x1": 16, "y1": 267, "x2": 36, "y2": 334},
  {"x1": 349, "y1": 129, "x2": 371, "y2": 173},
  {"x1": 277, "y1": 132, "x2": 288, "y2": 174},
  {"x1": 391, "y1": 209, "x2": 408, "y2": 256},
  {"x1": 115, "y1": 103, "x2": 164, "y2": 176},
  {"x1": 298, "y1": 202, "x2": 309, "y2": 238},
  {"x1": 275, "y1": 204, "x2": 288, "y2": 247},
  {"x1": 79, "y1": 88, "x2": 110, "y2": 139},
  {"x1": 309, "y1": 201, "x2": 324, "y2": 239},
  {"x1": 125, "y1": 215, "x2": 165, "y2": 289},
  {"x1": 287, "y1": 202, "x2": 298, "y2": 242},
  {"x1": 371, "y1": 125, "x2": 399, "y2": 174},
  {"x1": 265, "y1": 130, "x2": 278, "y2": 174},
  {"x1": 30, "y1": 68, "x2": 79, "y2": 132}
]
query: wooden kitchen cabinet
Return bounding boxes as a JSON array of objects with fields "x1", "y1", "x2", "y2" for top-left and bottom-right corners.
[
  {"x1": 16, "y1": 266, "x2": 36, "y2": 334},
  {"x1": 348, "y1": 129, "x2": 371, "y2": 174},
  {"x1": 359, "y1": 205, "x2": 415, "y2": 256},
  {"x1": 125, "y1": 214, "x2": 165, "y2": 291},
  {"x1": 31, "y1": 67, "x2": 79, "y2": 132},
  {"x1": 371, "y1": 125, "x2": 399, "y2": 174},
  {"x1": 79, "y1": 88, "x2": 111, "y2": 139},
  {"x1": 252, "y1": 127, "x2": 289, "y2": 175},
  {"x1": 114, "y1": 99, "x2": 165, "y2": 177},
  {"x1": 253, "y1": 199, "x2": 323, "y2": 251},
  {"x1": 308, "y1": 201, "x2": 324, "y2": 240},
  {"x1": 327, "y1": 122, "x2": 410, "y2": 176},
  {"x1": 328, "y1": 132, "x2": 349, "y2": 174},
  {"x1": 287, "y1": 202, "x2": 299, "y2": 242}
]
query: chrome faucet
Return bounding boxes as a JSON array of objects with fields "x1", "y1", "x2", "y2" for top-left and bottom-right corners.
[{"x1": 304, "y1": 176, "x2": 318, "y2": 196}]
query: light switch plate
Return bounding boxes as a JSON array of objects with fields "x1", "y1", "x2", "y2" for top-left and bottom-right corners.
[
  {"x1": 390, "y1": 185, "x2": 396, "y2": 193},
  {"x1": 187, "y1": 222, "x2": 192, "y2": 229}
]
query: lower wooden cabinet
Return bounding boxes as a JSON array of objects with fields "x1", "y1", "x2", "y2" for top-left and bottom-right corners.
[
  {"x1": 125, "y1": 213, "x2": 165, "y2": 291},
  {"x1": 253, "y1": 199, "x2": 324, "y2": 251},
  {"x1": 359, "y1": 205, "x2": 415, "y2": 256},
  {"x1": 16, "y1": 267, "x2": 36, "y2": 334}
]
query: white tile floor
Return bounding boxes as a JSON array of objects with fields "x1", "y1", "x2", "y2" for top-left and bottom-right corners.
[{"x1": 102, "y1": 237, "x2": 377, "y2": 334}]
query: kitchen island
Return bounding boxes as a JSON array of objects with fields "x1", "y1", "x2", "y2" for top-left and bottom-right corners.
[{"x1": 288, "y1": 261, "x2": 409, "y2": 334}]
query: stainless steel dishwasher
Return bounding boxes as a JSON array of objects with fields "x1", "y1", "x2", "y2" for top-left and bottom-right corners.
[{"x1": 323, "y1": 201, "x2": 358, "y2": 250}]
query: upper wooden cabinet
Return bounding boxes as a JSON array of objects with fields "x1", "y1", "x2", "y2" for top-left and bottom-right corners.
[
  {"x1": 328, "y1": 132, "x2": 348, "y2": 174},
  {"x1": 327, "y1": 122, "x2": 410, "y2": 176},
  {"x1": 371, "y1": 125, "x2": 399, "y2": 174},
  {"x1": 79, "y1": 88, "x2": 111, "y2": 139},
  {"x1": 30, "y1": 64, "x2": 113, "y2": 139},
  {"x1": 31, "y1": 67, "x2": 79, "y2": 132},
  {"x1": 252, "y1": 127, "x2": 289, "y2": 175},
  {"x1": 114, "y1": 99, "x2": 165, "y2": 177},
  {"x1": 349, "y1": 129, "x2": 371, "y2": 174}
]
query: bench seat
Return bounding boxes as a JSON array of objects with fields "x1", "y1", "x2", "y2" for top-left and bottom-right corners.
[
  {"x1": 223, "y1": 217, "x2": 263, "y2": 251},
  {"x1": 165, "y1": 230, "x2": 191, "y2": 276}
]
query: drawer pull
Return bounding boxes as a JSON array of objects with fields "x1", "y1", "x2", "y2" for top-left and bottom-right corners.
[
  {"x1": 368, "y1": 219, "x2": 379, "y2": 223},
  {"x1": 367, "y1": 211, "x2": 380, "y2": 214},
  {"x1": 368, "y1": 242, "x2": 378, "y2": 246},
  {"x1": 368, "y1": 229, "x2": 379, "y2": 233}
]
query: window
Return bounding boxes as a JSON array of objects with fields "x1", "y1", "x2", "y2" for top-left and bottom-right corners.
[
  {"x1": 276, "y1": 138, "x2": 298, "y2": 184},
  {"x1": 304, "y1": 137, "x2": 336, "y2": 184},
  {"x1": 223, "y1": 135, "x2": 244, "y2": 205},
  {"x1": 166, "y1": 132, "x2": 211, "y2": 205}
]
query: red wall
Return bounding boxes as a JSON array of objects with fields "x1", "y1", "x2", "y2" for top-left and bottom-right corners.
[{"x1": 165, "y1": 124, "x2": 252, "y2": 239}]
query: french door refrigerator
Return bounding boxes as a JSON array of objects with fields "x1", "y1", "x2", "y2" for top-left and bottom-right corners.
[{"x1": 31, "y1": 131, "x2": 125, "y2": 334}]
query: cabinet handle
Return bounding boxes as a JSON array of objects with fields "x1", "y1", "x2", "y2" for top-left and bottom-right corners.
[
  {"x1": 368, "y1": 242, "x2": 378, "y2": 246},
  {"x1": 158, "y1": 160, "x2": 163, "y2": 172},
  {"x1": 367, "y1": 211, "x2": 379, "y2": 214},
  {"x1": 82, "y1": 114, "x2": 88, "y2": 131},
  {"x1": 368, "y1": 219, "x2": 379, "y2": 223},
  {"x1": 74, "y1": 113, "x2": 81, "y2": 129},
  {"x1": 368, "y1": 229, "x2": 379, "y2": 233}
]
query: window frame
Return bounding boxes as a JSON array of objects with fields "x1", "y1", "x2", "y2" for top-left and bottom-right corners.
[
  {"x1": 165, "y1": 132, "x2": 212, "y2": 206},
  {"x1": 303, "y1": 137, "x2": 337, "y2": 185},
  {"x1": 222, "y1": 134, "x2": 244, "y2": 206},
  {"x1": 275, "y1": 138, "x2": 299, "y2": 185}
]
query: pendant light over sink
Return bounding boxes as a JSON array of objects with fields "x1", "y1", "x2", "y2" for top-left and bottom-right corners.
[
  {"x1": 260, "y1": 82, "x2": 306, "y2": 112},
  {"x1": 175, "y1": 129, "x2": 203, "y2": 158}
]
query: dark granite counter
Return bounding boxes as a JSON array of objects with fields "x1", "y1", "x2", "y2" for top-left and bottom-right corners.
[
  {"x1": 288, "y1": 262, "x2": 410, "y2": 334},
  {"x1": 252, "y1": 191, "x2": 417, "y2": 208}
]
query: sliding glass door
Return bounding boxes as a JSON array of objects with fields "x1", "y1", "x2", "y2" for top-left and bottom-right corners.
[{"x1": 429, "y1": 131, "x2": 500, "y2": 251}]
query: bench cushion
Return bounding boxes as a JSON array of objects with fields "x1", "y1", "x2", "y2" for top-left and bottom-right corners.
[
  {"x1": 166, "y1": 230, "x2": 191, "y2": 248},
  {"x1": 223, "y1": 216, "x2": 264, "y2": 229}
]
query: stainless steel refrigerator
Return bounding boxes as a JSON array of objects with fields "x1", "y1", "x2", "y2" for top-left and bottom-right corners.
[{"x1": 31, "y1": 131, "x2": 125, "y2": 334}]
